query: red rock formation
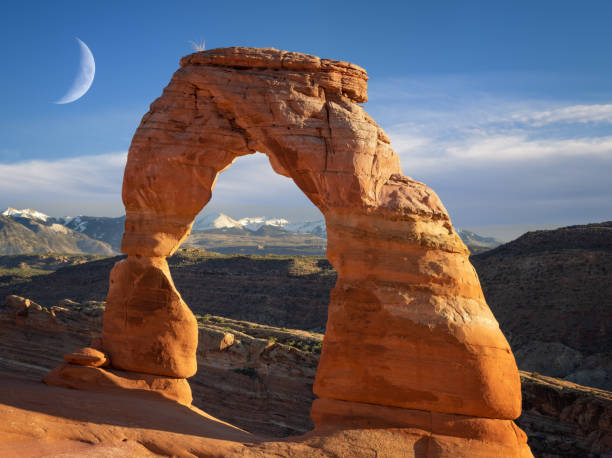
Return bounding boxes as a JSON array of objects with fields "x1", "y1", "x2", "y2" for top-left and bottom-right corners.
[
  {"x1": 64, "y1": 347, "x2": 108, "y2": 367},
  {"x1": 44, "y1": 47, "x2": 531, "y2": 455},
  {"x1": 103, "y1": 256, "x2": 198, "y2": 378},
  {"x1": 43, "y1": 364, "x2": 192, "y2": 405}
]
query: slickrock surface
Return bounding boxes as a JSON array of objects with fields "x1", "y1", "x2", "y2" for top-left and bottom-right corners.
[
  {"x1": 3, "y1": 373, "x2": 606, "y2": 458},
  {"x1": 0, "y1": 375, "x2": 252, "y2": 458},
  {"x1": 0, "y1": 375, "x2": 534, "y2": 458},
  {"x1": 42, "y1": 47, "x2": 530, "y2": 455}
]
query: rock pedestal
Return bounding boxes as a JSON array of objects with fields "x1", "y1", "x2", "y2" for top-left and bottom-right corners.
[
  {"x1": 102, "y1": 256, "x2": 198, "y2": 378},
  {"x1": 44, "y1": 47, "x2": 532, "y2": 456}
]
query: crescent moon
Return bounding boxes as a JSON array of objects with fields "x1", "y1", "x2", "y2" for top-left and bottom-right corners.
[{"x1": 55, "y1": 37, "x2": 95, "y2": 104}]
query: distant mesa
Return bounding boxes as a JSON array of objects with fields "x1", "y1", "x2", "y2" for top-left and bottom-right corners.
[{"x1": 472, "y1": 221, "x2": 612, "y2": 392}]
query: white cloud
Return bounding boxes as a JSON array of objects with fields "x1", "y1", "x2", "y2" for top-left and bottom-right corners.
[
  {"x1": 371, "y1": 77, "x2": 612, "y2": 229},
  {"x1": 447, "y1": 135, "x2": 612, "y2": 162},
  {"x1": 512, "y1": 104, "x2": 612, "y2": 126},
  {"x1": 0, "y1": 151, "x2": 324, "y2": 220},
  {"x1": 383, "y1": 99, "x2": 612, "y2": 173},
  {"x1": 209, "y1": 153, "x2": 319, "y2": 209},
  {"x1": 0, "y1": 152, "x2": 127, "y2": 205},
  {"x1": 390, "y1": 131, "x2": 612, "y2": 192}
]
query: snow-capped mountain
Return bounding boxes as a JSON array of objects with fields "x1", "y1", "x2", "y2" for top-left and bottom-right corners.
[
  {"x1": 285, "y1": 220, "x2": 326, "y2": 238},
  {"x1": 61, "y1": 215, "x2": 125, "y2": 251},
  {"x1": 1, "y1": 207, "x2": 49, "y2": 222},
  {"x1": 193, "y1": 212, "x2": 325, "y2": 237},
  {"x1": 237, "y1": 217, "x2": 290, "y2": 231},
  {"x1": 0, "y1": 208, "x2": 115, "y2": 255},
  {"x1": 1, "y1": 207, "x2": 506, "y2": 255},
  {"x1": 193, "y1": 213, "x2": 243, "y2": 230}
]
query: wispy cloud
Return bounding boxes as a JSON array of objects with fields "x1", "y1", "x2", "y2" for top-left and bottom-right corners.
[
  {"x1": 0, "y1": 151, "x2": 322, "y2": 219},
  {"x1": 390, "y1": 132, "x2": 612, "y2": 173},
  {"x1": 0, "y1": 152, "x2": 127, "y2": 206},
  {"x1": 511, "y1": 104, "x2": 612, "y2": 126},
  {"x1": 211, "y1": 153, "x2": 316, "y2": 207},
  {"x1": 448, "y1": 135, "x2": 612, "y2": 161},
  {"x1": 368, "y1": 75, "x2": 612, "y2": 230}
]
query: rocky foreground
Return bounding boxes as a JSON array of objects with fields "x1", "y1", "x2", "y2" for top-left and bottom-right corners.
[{"x1": 0, "y1": 296, "x2": 610, "y2": 457}]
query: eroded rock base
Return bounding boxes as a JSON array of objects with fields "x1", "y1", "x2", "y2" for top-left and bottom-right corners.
[
  {"x1": 2, "y1": 376, "x2": 534, "y2": 458},
  {"x1": 311, "y1": 398, "x2": 532, "y2": 457},
  {"x1": 43, "y1": 364, "x2": 192, "y2": 405}
]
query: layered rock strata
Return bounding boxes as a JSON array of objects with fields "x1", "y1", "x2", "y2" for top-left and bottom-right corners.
[{"x1": 46, "y1": 47, "x2": 531, "y2": 455}]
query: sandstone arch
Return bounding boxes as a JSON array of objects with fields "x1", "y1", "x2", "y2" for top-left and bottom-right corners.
[{"x1": 55, "y1": 48, "x2": 532, "y2": 455}]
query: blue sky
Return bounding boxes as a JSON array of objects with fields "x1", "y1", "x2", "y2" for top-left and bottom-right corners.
[{"x1": 1, "y1": 1, "x2": 611, "y2": 239}]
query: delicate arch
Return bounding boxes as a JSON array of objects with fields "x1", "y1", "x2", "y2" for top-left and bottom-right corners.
[{"x1": 97, "y1": 47, "x2": 530, "y2": 455}]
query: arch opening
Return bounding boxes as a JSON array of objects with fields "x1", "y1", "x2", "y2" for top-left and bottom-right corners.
[
  {"x1": 189, "y1": 151, "x2": 326, "y2": 242},
  {"x1": 173, "y1": 151, "x2": 332, "y2": 333}
]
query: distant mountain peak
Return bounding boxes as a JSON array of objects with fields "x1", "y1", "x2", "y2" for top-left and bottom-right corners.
[
  {"x1": 1, "y1": 207, "x2": 49, "y2": 222},
  {"x1": 194, "y1": 213, "x2": 243, "y2": 230},
  {"x1": 193, "y1": 213, "x2": 326, "y2": 236},
  {"x1": 0, "y1": 210, "x2": 114, "y2": 255},
  {"x1": 237, "y1": 216, "x2": 290, "y2": 231},
  {"x1": 457, "y1": 229, "x2": 504, "y2": 254}
]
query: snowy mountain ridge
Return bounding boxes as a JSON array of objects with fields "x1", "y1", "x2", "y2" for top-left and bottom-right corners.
[
  {"x1": 1, "y1": 207, "x2": 50, "y2": 222},
  {"x1": 193, "y1": 212, "x2": 326, "y2": 237},
  {"x1": 2, "y1": 207, "x2": 503, "y2": 254}
]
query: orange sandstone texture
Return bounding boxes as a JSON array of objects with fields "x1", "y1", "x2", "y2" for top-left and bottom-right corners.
[
  {"x1": 43, "y1": 364, "x2": 193, "y2": 405},
  {"x1": 64, "y1": 347, "x2": 109, "y2": 367},
  {"x1": 47, "y1": 47, "x2": 530, "y2": 455},
  {"x1": 103, "y1": 256, "x2": 198, "y2": 378}
]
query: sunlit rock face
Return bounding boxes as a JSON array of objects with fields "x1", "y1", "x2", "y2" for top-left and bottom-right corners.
[{"x1": 99, "y1": 47, "x2": 530, "y2": 455}]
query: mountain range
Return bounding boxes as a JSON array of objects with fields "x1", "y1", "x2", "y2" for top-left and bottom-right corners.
[
  {"x1": 0, "y1": 209, "x2": 114, "y2": 255},
  {"x1": 193, "y1": 212, "x2": 327, "y2": 237},
  {"x1": 0, "y1": 207, "x2": 502, "y2": 255}
]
